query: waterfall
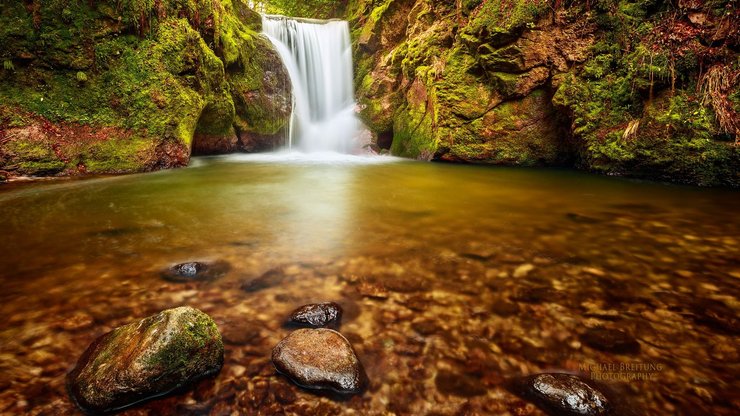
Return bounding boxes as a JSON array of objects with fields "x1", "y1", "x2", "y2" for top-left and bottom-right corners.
[{"x1": 262, "y1": 15, "x2": 361, "y2": 154}]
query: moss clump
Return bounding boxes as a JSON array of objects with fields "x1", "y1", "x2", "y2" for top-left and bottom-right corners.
[
  {"x1": 227, "y1": 35, "x2": 291, "y2": 137},
  {"x1": 460, "y1": 0, "x2": 549, "y2": 48},
  {"x1": 82, "y1": 137, "x2": 155, "y2": 173},
  {"x1": 3, "y1": 139, "x2": 66, "y2": 175},
  {"x1": 581, "y1": 92, "x2": 739, "y2": 186},
  {"x1": 144, "y1": 307, "x2": 223, "y2": 374},
  {"x1": 439, "y1": 89, "x2": 566, "y2": 165},
  {"x1": 390, "y1": 69, "x2": 438, "y2": 160},
  {"x1": 552, "y1": 0, "x2": 740, "y2": 186}
]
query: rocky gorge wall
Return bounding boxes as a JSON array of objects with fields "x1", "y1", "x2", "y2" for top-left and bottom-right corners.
[
  {"x1": 0, "y1": 0, "x2": 291, "y2": 180},
  {"x1": 349, "y1": 0, "x2": 740, "y2": 186}
]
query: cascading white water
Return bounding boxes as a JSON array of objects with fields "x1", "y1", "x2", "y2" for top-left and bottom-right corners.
[{"x1": 262, "y1": 15, "x2": 361, "y2": 154}]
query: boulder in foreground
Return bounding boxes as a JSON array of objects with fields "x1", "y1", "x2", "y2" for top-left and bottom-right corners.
[
  {"x1": 272, "y1": 328, "x2": 366, "y2": 395},
  {"x1": 67, "y1": 306, "x2": 223, "y2": 414}
]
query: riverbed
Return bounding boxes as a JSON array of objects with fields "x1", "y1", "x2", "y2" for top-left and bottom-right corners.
[{"x1": 1, "y1": 154, "x2": 738, "y2": 415}]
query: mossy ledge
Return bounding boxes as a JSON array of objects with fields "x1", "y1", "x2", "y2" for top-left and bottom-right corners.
[
  {"x1": 349, "y1": 0, "x2": 739, "y2": 187},
  {"x1": 0, "y1": 0, "x2": 291, "y2": 179}
]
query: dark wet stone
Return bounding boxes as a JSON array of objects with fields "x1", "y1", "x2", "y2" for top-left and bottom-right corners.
[
  {"x1": 490, "y1": 299, "x2": 521, "y2": 316},
  {"x1": 690, "y1": 299, "x2": 739, "y2": 335},
  {"x1": 67, "y1": 307, "x2": 224, "y2": 414},
  {"x1": 581, "y1": 327, "x2": 640, "y2": 355},
  {"x1": 608, "y1": 202, "x2": 663, "y2": 214},
  {"x1": 357, "y1": 281, "x2": 389, "y2": 299},
  {"x1": 91, "y1": 227, "x2": 143, "y2": 237},
  {"x1": 272, "y1": 328, "x2": 366, "y2": 395},
  {"x1": 162, "y1": 261, "x2": 230, "y2": 283},
  {"x1": 510, "y1": 373, "x2": 612, "y2": 416},
  {"x1": 598, "y1": 277, "x2": 638, "y2": 305},
  {"x1": 228, "y1": 240, "x2": 258, "y2": 247},
  {"x1": 411, "y1": 318, "x2": 441, "y2": 336},
  {"x1": 382, "y1": 274, "x2": 426, "y2": 293},
  {"x1": 272, "y1": 380, "x2": 297, "y2": 404},
  {"x1": 511, "y1": 286, "x2": 558, "y2": 304},
  {"x1": 460, "y1": 252, "x2": 492, "y2": 261},
  {"x1": 565, "y1": 213, "x2": 603, "y2": 224},
  {"x1": 288, "y1": 302, "x2": 343, "y2": 328},
  {"x1": 338, "y1": 297, "x2": 361, "y2": 322},
  {"x1": 434, "y1": 369, "x2": 487, "y2": 397},
  {"x1": 241, "y1": 267, "x2": 286, "y2": 292},
  {"x1": 221, "y1": 320, "x2": 263, "y2": 345}
]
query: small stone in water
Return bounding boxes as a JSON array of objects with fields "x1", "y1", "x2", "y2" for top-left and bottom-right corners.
[
  {"x1": 162, "y1": 261, "x2": 230, "y2": 282},
  {"x1": 435, "y1": 369, "x2": 487, "y2": 397},
  {"x1": 490, "y1": 299, "x2": 521, "y2": 316},
  {"x1": 690, "y1": 299, "x2": 739, "y2": 335},
  {"x1": 513, "y1": 263, "x2": 535, "y2": 278},
  {"x1": 241, "y1": 267, "x2": 286, "y2": 292},
  {"x1": 510, "y1": 373, "x2": 612, "y2": 416},
  {"x1": 60, "y1": 312, "x2": 94, "y2": 331},
  {"x1": 272, "y1": 328, "x2": 366, "y2": 394},
  {"x1": 357, "y1": 281, "x2": 388, "y2": 299},
  {"x1": 581, "y1": 327, "x2": 640, "y2": 355},
  {"x1": 288, "y1": 302, "x2": 343, "y2": 328}
]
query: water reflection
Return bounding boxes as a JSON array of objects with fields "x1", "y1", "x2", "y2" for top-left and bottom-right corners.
[{"x1": 0, "y1": 159, "x2": 738, "y2": 415}]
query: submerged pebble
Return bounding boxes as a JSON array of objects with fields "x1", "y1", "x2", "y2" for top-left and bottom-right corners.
[
  {"x1": 580, "y1": 327, "x2": 640, "y2": 355},
  {"x1": 288, "y1": 302, "x2": 343, "y2": 328},
  {"x1": 435, "y1": 369, "x2": 487, "y2": 397},
  {"x1": 272, "y1": 328, "x2": 366, "y2": 394},
  {"x1": 161, "y1": 261, "x2": 230, "y2": 282},
  {"x1": 66, "y1": 306, "x2": 223, "y2": 414},
  {"x1": 241, "y1": 267, "x2": 287, "y2": 292}
]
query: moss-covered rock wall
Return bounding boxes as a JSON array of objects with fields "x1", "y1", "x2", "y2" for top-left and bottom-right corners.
[
  {"x1": 0, "y1": 0, "x2": 291, "y2": 178},
  {"x1": 350, "y1": 0, "x2": 739, "y2": 186}
]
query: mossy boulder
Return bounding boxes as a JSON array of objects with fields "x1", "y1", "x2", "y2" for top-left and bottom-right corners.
[
  {"x1": 226, "y1": 35, "x2": 292, "y2": 152},
  {"x1": 67, "y1": 306, "x2": 223, "y2": 414},
  {"x1": 437, "y1": 90, "x2": 568, "y2": 165}
]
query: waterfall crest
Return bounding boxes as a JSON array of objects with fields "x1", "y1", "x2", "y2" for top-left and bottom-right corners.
[{"x1": 262, "y1": 15, "x2": 360, "y2": 154}]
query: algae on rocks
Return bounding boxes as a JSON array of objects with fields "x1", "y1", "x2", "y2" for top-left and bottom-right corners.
[
  {"x1": 0, "y1": 0, "x2": 291, "y2": 178},
  {"x1": 67, "y1": 306, "x2": 224, "y2": 414},
  {"x1": 349, "y1": 0, "x2": 739, "y2": 186}
]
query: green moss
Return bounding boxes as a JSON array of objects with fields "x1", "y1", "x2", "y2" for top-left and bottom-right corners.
[
  {"x1": 357, "y1": 0, "x2": 393, "y2": 47},
  {"x1": 83, "y1": 137, "x2": 153, "y2": 173},
  {"x1": 144, "y1": 308, "x2": 221, "y2": 373},
  {"x1": 435, "y1": 49, "x2": 494, "y2": 120},
  {"x1": 4, "y1": 139, "x2": 66, "y2": 175},
  {"x1": 227, "y1": 35, "x2": 291, "y2": 136},
  {"x1": 391, "y1": 74, "x2": 438, "y2": 160},
  {"x1": 461, "y1": 0, "x2": 549, "y2": 47},
  {"x1": 0, "y1": 0, "x2": 266, "y2": 175}
]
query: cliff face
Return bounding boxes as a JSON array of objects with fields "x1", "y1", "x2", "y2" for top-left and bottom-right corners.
[
  {"x1": 349, "y1": 0, "x2": 740, "y2": 186},
  {"x1": 0, "y1": 0, "x2": 290, "y2": 179}
]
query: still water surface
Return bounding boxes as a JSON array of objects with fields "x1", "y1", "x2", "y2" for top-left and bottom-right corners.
[{"x1": 1, "y1": 155, "x2": 738, "y2": 415}]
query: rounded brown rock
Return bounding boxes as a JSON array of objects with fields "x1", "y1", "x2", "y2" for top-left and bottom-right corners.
[{"x1": 272, "y1": 328, "x2": 366, "y2": 395}]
